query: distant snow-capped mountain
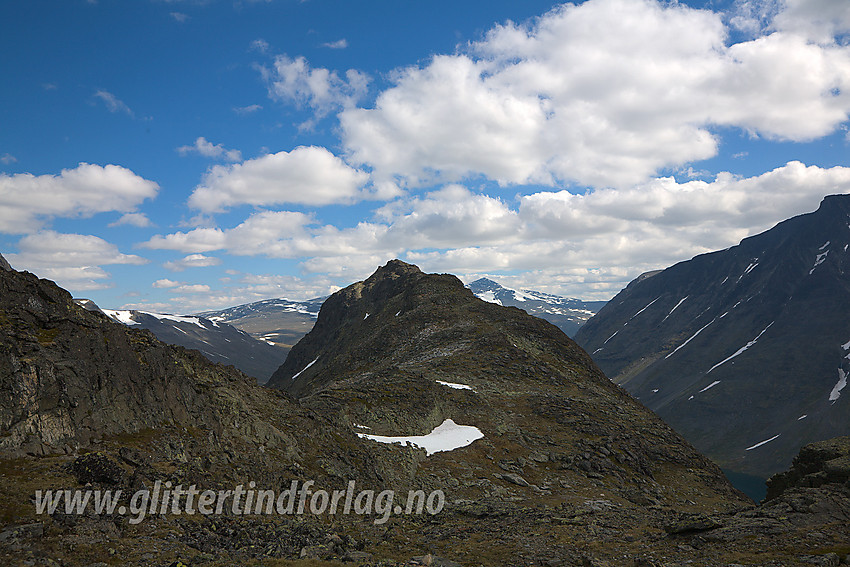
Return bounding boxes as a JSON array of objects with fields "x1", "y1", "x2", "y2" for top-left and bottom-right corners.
[
  {"x1": 197, "y1": 296, "x2": 324, "y2": 350},
  {"x1": 80, "y1": 303, "x2": 286, "y2": 383},
  {"x1": 467, "y1": 278, "x2": 607, "y2": 336}
]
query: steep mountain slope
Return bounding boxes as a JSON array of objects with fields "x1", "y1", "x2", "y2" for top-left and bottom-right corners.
[
  {"x1": 92, "y1": 306, "x2": 286, "y2": 383},
  {"x1": 198, "y1": 296, "x2": 323, "y2": 352},
  {"x1": 575, "y1": 195, "x2": 850, "y2": 479},
  {"x1": 467, "y1": 277, "x2": 607, "y2": 336}
]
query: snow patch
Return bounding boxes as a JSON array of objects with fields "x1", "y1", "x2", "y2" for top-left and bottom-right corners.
[
  {"x1": 363, "y1": 313, "x2": 369, "y2": 320},
  {"x1": 810, "y1": 250, "x2": 829, "y2": 275},
  {"x1": 820, "y1": 241, "x2": 831, "y2": 250},
  {"x1": 511, "y1": 289, "x2": 533, "y2": 302},
  {"x1": 705, "y1": 322, "x2": 773, "y2": 374},
  {"x1": 142, "y1": 311, "x2": 206, "y2": 328},
  {"x1": 102, "y1": 309, "x2": 139, "y2": 326},
  {"x1": 665, "y1": 318, "x2": 717, "y2": 359},
  {"x1": 476, "y1": 291, "x2": 502, "y2": 305},
  {"x1": 630, "y1": 297, "x2": 660, "y2": 320},
  {"x1": 797, "y1": 414, "x2": 808, "y2": 420},
  {"x1": 662, "y1": 297, "x2": 688, "y2": 322},
  {"x1": 829, "y1": 369, "x2": 847, "y2": 402},
  {"x1": 745, "y1": 434, "x2": 781, "y2": 451},
  {"x1": 603, "y1": 330, "x2": 619, "y2": 344},
  {"x1": 356, "y1": 419, "x2": 484, "y2": 456},
  {"x1": 291, "y1": 356, "x2": 319, "y2": 381},
  {"x1": 699, "y1": 380, "x2": 721, "y2": 393},
  {"x1": 436, "y1": 380, "x2": 474, "y2": 391}
]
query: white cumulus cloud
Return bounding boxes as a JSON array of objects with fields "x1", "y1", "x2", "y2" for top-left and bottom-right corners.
[
  {"x1": 163, "y1": 253, "x2": 223, "y2": 271},
  {"x1": 142, "y1": 210, "x2": 314, "y2": 254},
  {"x1": 6, "y1": 231, "x2": 148, "y2": 291},
  {"x1": 108, "y1": 212, "x2": 153, "y2": 228},
  {"x1": 0, "y1": 163, "x2": 159, "y2": 234},
  {"x1": 94, "y1": 90, "x2": 134, "y2": 117},
  {"x1": 153, "y1": 278, "x2": 181, "y2": 289},
  {"x1": 177, "y1": 137, "x2": 242, "y2": 162},
  {"x1": 186, "y1": 146, "x2": 372, "y2": 212},
  {"x1": 340, "y1": 0, "x2": 850, "y2": 189},
  {"x1": 262, "y1": 54, "x2": 370, "y2": 118}
]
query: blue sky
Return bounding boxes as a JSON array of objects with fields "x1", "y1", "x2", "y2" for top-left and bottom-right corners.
[{"x1": 2, "y1": 0, "x2": 850, "y2": 313}]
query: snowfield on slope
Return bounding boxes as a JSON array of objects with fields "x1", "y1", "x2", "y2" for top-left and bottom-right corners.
[
  {"x1": 435, "y1": 380, "x2": 475, "y2": 391},
  {"x1": 356, "y1": 419, "x2": 484, "y2": 455}
]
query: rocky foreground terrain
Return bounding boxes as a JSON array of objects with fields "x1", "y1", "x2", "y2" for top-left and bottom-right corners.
[{"x1": 1, "y1": 257, "x2": 849, "y2": 566}]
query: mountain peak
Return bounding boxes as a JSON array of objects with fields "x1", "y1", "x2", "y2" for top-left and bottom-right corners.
[
  {"x1": 818, "y1": 193, "x2": 850, "y2": 211},
  {"x1": 470, "y1": 277, "x2": 500, "y2": 287},
  {"x1": 368, "y1": 258, "x2": 422, "y2": 281},
  {"x1": 0, "y1": 253, "x2": 12, "y2": 272}
]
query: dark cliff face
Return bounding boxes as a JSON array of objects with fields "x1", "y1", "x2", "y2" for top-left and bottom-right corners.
[
  {"x1": 269, "y1": 259, "x2": 747, "y2": 514},
  {"x1": 575, "y1": 195, "x2": 850, "y2": 478},
  {"x1": 0, "y1": 263, "x2": 254, "y2": 456}
]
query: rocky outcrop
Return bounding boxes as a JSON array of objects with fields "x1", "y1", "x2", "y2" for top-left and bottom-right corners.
[
  {"x1": 0, "y1": 263, "x2": 249, "y2": 456},
  {"x1": 765, "y1": 436, "x2": 850, "y2": 500},
  {"x1": 0, "y1": 253, "x2": 12, "y2": 272}
]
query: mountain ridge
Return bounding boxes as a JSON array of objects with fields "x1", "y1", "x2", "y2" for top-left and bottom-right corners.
[
  {"x1": 93, "y1": 306, "x2": 287, "y2": 382},
  {"x1": 466, "y1": 277, "x2": 607, "y2": 336},
  {"x1": 575, "y1": 194, "x2": 850, "y2": 478}
]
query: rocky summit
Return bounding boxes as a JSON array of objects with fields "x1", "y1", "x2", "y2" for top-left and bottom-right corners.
[
  {"x1": 575, "y1": 195, "x2": 850, "y2": 480},
  {"x1": 2, "y1": 257, "x2": 850, "y2": 566}
]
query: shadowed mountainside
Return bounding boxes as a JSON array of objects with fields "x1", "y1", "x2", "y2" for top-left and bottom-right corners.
[{"x1": 575, "y1": 195, "x2": 850, "y2": 479}]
